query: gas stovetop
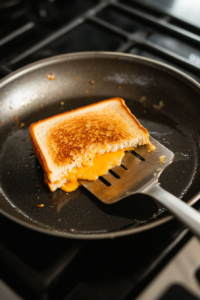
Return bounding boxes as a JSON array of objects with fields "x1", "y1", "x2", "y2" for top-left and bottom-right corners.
[
  {"x1": 0, "y1": 0, "x2": 199, "y2": 81},
  {"x1": 0, "y1": 1, "x2": 200, "y2": 300}
]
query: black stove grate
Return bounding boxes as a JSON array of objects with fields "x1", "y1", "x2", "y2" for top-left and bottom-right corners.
[
  {"x1": 0, "y1": 211, "x2": 194, "y2": 300},
  {"x1": 0, "y1": 1, "x2": 200, "y2": 300},
  {"x1": 0, "y1": 0, "x2": 199, "y2": 80}
]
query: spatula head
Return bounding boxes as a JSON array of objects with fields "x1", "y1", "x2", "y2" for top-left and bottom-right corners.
[{"x1": 79, "y1": 137, "x2": 174, "y2": 204}]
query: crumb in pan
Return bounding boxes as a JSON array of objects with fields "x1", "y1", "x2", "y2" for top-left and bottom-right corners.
[
  {"x1": 159, "y1": 155, "x2": 166, "y2": 165},
  {"x1": 153, "y1": 101, "x2": 164, "y2": 110},
  {"x1": 38, "y1": 204, "x2": 44, "y2": 208},
  {"x1": 14, "y1": 114, "x2": 19, "y2": 125},
  {"x1": 46, "y1": 73, "x2": 55, "y2": 81}
]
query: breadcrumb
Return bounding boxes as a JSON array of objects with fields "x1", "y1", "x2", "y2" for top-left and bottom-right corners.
[
  {"x1": 159, "y1": 155, "x2": 166, "y2": 165},
  {"x1": 14, "y1": 114, "x2": 19, "y2": 125},
  {"x1": 46, "y1": 73, "x2": 55, "y2": 81},
  {"x1": 90, "y1": 80, "x2": 95, "y2": 84},
  {"x1": 38, "y1": 204, "x2": 44, "y2": 208},
  {"x1": 153, "y1": 101, "x2": 164, "y2": 110},
  {"x1": 118, "y1": 86, "x2": 122, "y2": 90},
  {"x1": 140, "y1": 96, "x2": 146, "y2": 103},
  {"x1": 20, "y1": 123, "x2": 25, "y2": 128}
]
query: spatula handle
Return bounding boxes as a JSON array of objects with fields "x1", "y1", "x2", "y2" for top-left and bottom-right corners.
[{"x1": 146, "y1": 183, "x2": 200, "y2": 238}]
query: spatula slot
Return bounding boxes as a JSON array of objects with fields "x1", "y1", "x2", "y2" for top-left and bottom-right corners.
[
  {"x1": 79, "y1": 137, "x2": 175, "y2": 205},
  {"x1": 121, "y1": 164, "x2": 128, "y2": 170},
  {"x1": 98, "y1": 176, "x2": 111, "y2": 186},
  {"x1": 108, "y1": 169, "x2": 121, "y2": 179},
  {"x1": 130, "y1": 150, "x2": 145, "y2": 161}
]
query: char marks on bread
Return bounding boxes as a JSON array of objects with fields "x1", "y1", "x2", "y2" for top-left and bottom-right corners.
[{"x1": 29, "y1": 98, "x2": 149, "y2": 191}]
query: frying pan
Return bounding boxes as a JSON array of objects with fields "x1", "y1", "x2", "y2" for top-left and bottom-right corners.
[{"x1": 0, "y1": 52, "x2": 199, "y2": 239}]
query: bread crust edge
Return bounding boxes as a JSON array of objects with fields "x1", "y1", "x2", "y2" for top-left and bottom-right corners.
[{"x1": 29, "y1": 127, "x2": 52, "y2": 177}]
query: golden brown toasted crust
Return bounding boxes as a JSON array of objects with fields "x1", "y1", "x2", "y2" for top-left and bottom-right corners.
[
  {"x1": 29, "y1": 97, "x2": 149, "y2": 179},
  {"x1": 47, "y1": 110, "x2": 137, "y2": 166},
  {"x1": 29, "y1": 128, "x2": 52, "y2": 175}
]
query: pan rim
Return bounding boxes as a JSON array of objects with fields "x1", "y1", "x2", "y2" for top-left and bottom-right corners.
[
  {"x1": 0, "y1": 51, "x2": 199, "y2": 88},
  {"x1": 0, "y1": 51, "x2": 199, "y2": 239}
]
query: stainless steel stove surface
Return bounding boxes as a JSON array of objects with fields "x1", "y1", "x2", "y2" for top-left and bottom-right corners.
[{"x1": 0, "y1": 1, "x2": 200, "y2": 300}]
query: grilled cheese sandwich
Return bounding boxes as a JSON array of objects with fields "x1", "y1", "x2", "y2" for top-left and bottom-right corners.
[{"x1": 29, "y1": 98, "x2": 149, "y2": 192}]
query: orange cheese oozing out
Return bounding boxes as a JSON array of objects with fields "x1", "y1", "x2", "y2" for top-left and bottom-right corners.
[{"x1": 60, "y1": 150, "x2": 125, "y2": 192}]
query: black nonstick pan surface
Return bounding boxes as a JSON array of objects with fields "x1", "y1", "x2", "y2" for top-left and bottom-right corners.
[{"x1": 0, "y1": 52, "x2": 200, "y2": 239}]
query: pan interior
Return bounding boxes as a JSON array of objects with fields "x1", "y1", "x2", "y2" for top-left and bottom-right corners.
[{"x1": 0, "y1": 54, "x2": 199, "y2": 237}]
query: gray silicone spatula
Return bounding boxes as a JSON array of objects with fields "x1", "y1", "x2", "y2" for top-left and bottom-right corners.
[{"x1": 79, "y1": 137, "x2": 200, "y2": 237}]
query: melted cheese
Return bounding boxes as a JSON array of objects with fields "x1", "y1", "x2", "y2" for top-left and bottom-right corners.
[
  {"x1": 148, "y1": 143, "x2": 155, "y2": 152},
  {"x1": 60, "y1": 150, "x2": 125, "y2": 192}
]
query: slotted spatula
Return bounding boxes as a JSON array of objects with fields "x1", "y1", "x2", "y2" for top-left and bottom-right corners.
[{"x1": 80, "y1": 137, "x2": 200, "y2": 237}]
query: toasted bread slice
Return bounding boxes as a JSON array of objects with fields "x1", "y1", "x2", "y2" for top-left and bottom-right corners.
[{"x1": 29, "y1": 98, "x2": 149, "y2": 192}]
